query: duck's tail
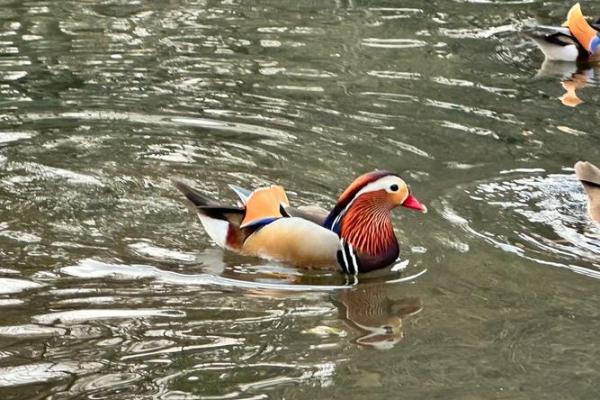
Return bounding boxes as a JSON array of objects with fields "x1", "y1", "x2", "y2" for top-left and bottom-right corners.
[{"x1": 175, "y1": 181, "x2": 246, "y2": 249}]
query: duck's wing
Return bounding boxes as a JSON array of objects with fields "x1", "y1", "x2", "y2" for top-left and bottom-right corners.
[
  {"x1": 229, "y1": 184, "x2": 252, "y2": 206},
  {"x1": 282, "y1": 205, "x2": 329, "y2": 226},
  {"x1": 229, "y1": 182, "x2": 330, "y2": 225},
  {"x1": 574, "y1": 161, "x2": 600, "y2": 223},
  {"x1": 239, "y1": 185, "x2": 289, "y2": 228}
]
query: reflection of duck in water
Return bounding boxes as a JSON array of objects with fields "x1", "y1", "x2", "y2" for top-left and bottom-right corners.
[
  {"x1": 559, "y1": 69, "x2": 592, "y2": 107},
  {"x1": 334, "y1": 284, "x2": 422, "y2": 349},
  {"x1": 575, "y1": 161, "x2": 600, "y2": 223},
  {"x1": 534, "y1": 59, "x2": 594, "y2": 107},
  {"x1": 176, "y1": 171, "x2": 426, "y2": 275},
  {"x1": 526, "y1": 3, "x2": 600, "y2": 62}
]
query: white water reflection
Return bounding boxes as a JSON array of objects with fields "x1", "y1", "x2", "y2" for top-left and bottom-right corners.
[
  {"x1": 0, "y1": 131, "x2": 35, "y2": 144},
  {"x1": 0, "y1": 324, "x2": 66, "y2": 337},
  {"x1": 2, "y1": 161, "x2": 104, "y2": 186},
  {"x1": 0, "y1": 362, "x2": 102, "y2": 388},
  {"x1": 33, "y1": 308, "x2": 186, "y2": 325},
  {"x1": 128, "y1": 241, "x2": 197, "y2": 262},
  {"x1": 61, "y1": 259, "x2": 427, "y2": 291},
  {"x1": 21, "y1": 111, "x2": 296, "y2": 141},
  {"x1": 0, "y1": 277, "x2": 42, "y2": 294},
  {"x1": 362, "y1": 38, "x2": 427, "y2": 49}
]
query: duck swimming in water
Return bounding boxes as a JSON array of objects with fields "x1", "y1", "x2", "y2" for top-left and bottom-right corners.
[
  {"x1": 574, "y1": 161, "x2": 600, "y2": 223},
  {"x1": 527, "y1": 3, "x2": 600, "y2": 62},
  {"x1": 176, "y1": 171, "x2": 427, "y2": 275}
]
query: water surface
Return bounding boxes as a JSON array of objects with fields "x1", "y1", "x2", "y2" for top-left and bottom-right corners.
[{"x1": 1, "y1": 0, "x2": 600, "y2": 399}]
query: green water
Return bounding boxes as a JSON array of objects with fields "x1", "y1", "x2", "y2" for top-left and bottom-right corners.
[{"x1": 0, "y1": 0, "x2": 599, "y2": 398}]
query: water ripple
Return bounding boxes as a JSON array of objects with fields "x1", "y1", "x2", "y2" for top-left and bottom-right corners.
[
  {"x1": 61, "y1": 259, "x2": 426, "y2": 292},
  {"x1": 442, "y1": 171, "x2": 600, "y2": 278},
  {"x1": 362, "y1": 38, "x2": 427, "y2": 49},
  {"x1": 33, "y1": 308, "x2": 186, "y2": 325},
  {"x1": 367, "y1": 70, "x2": 422, "y2": 80},
  {"x1": 22, "y1": 111, "x2": 296, "y2": 141},
  {"x1": 439, "y1": 24, "x2": 516, "y2": 39},
  {"x1": 0, "y1": 362, "x2": 103, "y2": 388},
  {"x1": 0, "y1": 277, "x2": 42, "y2": 294}
]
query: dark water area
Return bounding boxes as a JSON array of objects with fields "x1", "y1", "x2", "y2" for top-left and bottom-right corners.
[{"x1": 0, "y1": 0, "x2": 599, "y2": 399}]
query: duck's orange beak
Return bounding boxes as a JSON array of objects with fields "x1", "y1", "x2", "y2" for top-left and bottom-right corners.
[{"x1": 402, "y1": 194, "x2": 427, "y2": 213}]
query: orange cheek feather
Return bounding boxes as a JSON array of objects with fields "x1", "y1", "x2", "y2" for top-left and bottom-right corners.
[{"x1": 386, "y1": 185, "x2": 409, "y2": 207}]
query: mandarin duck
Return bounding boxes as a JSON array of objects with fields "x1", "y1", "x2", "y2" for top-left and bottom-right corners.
[
  {"x1": 176, "y1": 171, "x2": 427, "y2": 275},
  {"x1": 527, "y1": 3, "x2": 600, "y2": 62},
  {"x1": 574, "y1": 161, "x2": 600, "y2": 223}
]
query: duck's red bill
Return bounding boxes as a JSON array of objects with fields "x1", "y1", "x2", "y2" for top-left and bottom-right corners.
[{"x1": 402, "y1": 194, "x2": 427, "y2": 213}]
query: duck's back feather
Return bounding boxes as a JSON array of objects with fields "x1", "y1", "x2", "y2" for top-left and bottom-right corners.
[{"x1": 283, "y1": 205, "x2": 329, "y2": 226}]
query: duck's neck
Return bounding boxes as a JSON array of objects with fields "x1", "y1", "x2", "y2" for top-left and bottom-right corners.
[{"x1": 339, "y1": 196, "x2": 399, "y2": 269}]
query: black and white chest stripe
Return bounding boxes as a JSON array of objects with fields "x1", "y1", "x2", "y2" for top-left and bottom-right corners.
[{"x1": 336, "y1": 238, "x2": 360, "y2": 275}]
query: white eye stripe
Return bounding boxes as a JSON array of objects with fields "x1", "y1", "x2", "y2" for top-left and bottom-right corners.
[{"x1": 355, "y1": 176, "x2": 405, "y2": 197}]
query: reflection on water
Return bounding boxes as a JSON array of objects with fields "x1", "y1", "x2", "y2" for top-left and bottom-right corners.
[
  {"x1": 61, "y1": 257, "x2": 427, "y2": 291},
  {"x1": 560, "y1": 71, "x2": 590, "y2": 108},
  {"x1": 335, "y1": 283, "x2": 422, "y2": 349},
  {"x1": 536, "y1": 60, "x2": 596, "y2": 108},
  {"x1": 0, "y1": 256, "x2": 424, "y2": 397}
]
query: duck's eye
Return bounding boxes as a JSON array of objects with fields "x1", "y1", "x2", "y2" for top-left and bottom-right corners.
[{"x1": 389, "y1": 184, "x2": 399, "y2": 192}]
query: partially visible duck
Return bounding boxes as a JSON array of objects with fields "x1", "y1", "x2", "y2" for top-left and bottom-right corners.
[
  {"x1": 176, "y1": 171, "x2": 427, "y2": 275},
  {"x1": 574, "y1": 161, "x2": 600, "y2": 222},
  {"x1": 527, "y1": 3, "x2": 600, "y2": 62}
]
